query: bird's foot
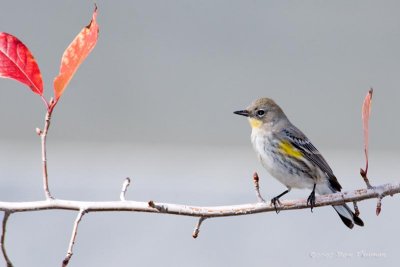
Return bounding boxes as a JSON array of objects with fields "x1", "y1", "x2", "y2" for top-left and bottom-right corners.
[
  {"x1": 307, "y1": 190, "x2": 316, "y2": 212},
  {"x1": 271, "y1": 197, "x2": 282, "y2": 214}
]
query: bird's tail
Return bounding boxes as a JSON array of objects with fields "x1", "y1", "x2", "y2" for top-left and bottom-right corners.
[
  {"x1": 317, "y1": 183, "x2": 364, "y2": 229},
  {"x1": 332, "y1": 204, "x2": 364, "y2": 229}
]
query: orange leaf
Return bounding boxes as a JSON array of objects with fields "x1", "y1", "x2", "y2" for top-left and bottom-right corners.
[
  {"x1": 0, "y1": 32, "x2": 43, "y2": 95},
  {"x1": 53, "y1": 5, "x2": 99, "y2": 101},
  {"x1": 361, "y1": 88, "x2": 373, "y2": 176}
]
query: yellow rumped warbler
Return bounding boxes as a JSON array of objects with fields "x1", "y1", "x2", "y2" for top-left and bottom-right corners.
[{"x1": 234, "y1": 97, "x2": 364, "y2": 229}]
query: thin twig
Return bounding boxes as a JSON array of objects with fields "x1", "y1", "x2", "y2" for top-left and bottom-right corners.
[
  {"x1": 376, "y1": 195, "x2": 383, "y2": 216},
  {"x1": 353, "y1": 201, "x2": 360, "y2": 217},
  {"x1": 39, "y1": 100, "x2": 55, "y2": 200},
  {"x1": 253, "y1": 172, "x2": 265, "y2": 203},
  {"x1": 192, "y1": 217, "x2": 206, "y2": 239},
  {"x1": 62, "y1": 209, "x2": 87, "y2": 267},
  {"x1": 1, "y1": 212, "x2": 13, "y2": 267},
  {"x1": 360, "y1": 170, "x2": 373, "y2": 189},
  {"x1": 120, "y1": 177, "x2": 131, "y2": 201}
]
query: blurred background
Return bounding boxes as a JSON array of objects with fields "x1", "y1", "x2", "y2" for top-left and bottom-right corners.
[{"x1": 0, "y1": 1, "x2": 399, "y2": 266}]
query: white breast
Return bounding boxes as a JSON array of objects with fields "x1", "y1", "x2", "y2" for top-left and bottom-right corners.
[{"x1": 251, "y1": 129, "x2": 315, "y2": 190}]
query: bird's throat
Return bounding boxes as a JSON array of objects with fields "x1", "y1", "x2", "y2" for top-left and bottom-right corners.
[{"x1": 248, "y1": 118, "x2": 262, "y2": 129}]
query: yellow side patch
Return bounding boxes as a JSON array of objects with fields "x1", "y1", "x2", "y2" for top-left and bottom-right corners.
[
  {"x1": 248, "y1": 118, "x2": 262, "y2": 128},
  {"x1": 279, "y1": 140, "x2": 303, "y2": 159}
]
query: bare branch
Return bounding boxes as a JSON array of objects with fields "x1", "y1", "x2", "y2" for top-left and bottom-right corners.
[
  {"x1": 62, "y1": 209, "x2": 87, "y2": 267},
  {"x1": 39, "y1": 100, "x2": 56, "y2": 200},
  {"x1": 1, "y1": 212, "x2": 13, "y2": 267},
  {"x1": 192, "y1": 217, "x2": 206, "y2": 239},
  {"x1": 0, "y1": 183, "x2": 398, "y2": 218},
  {"x1": 252, "y1": 172, "x2": 265, "y2": 203},
  {"x1": 120, "y1": 177, "x2": 131, "y2": 201}
]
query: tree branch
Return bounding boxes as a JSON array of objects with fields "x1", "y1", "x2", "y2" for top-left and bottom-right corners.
[
  {"x1": 0, "y1": 182, "x2": 398, "y2": 217},
  {"x1": 37, "y1": 100, "x2": 56, "y2": 200},
  {"x1": 0, "y1": 88, "x2": 393, "y2": 265},
  {"x1": 192, "y1": 217, "x2": 206, "y2": 239},
  {"x1": 1, "y1": 212, "x2": 13, "y2": 267},
  {"x1": 62, "y1": 209, "x2": 87, "y2": 267},
  {"x1": 120, "y1": 177, "x2": 131, "y2": 201}
]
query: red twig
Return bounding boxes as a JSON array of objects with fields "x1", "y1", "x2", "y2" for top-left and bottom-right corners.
[{"x1": 253, "y1": 172, "x2": 265, "y2": 203}]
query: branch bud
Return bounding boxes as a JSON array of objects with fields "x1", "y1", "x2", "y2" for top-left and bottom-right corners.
[{"x1": 35, "y1": 128, "x2": 42, "y2": 135}]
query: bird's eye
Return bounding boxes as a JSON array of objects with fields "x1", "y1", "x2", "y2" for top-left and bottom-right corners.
[{"x1": 256, "y1": 109, "x2": 265, "y2": 117}]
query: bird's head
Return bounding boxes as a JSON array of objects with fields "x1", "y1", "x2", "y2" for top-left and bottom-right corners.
[{"x1": 234, "y1": 97, "x2": 287, "y2": 130}]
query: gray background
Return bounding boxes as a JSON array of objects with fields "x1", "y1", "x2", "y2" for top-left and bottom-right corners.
[{"x1": 0, "y1": 1, "x2": 399, "y2": 267}]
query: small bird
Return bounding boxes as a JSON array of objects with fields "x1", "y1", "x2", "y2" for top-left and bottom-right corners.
[{"x1": 234, "y1": 97, "x2": 364, "y2": 229}]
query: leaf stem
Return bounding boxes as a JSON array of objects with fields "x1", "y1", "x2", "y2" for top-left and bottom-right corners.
[{"x1": 40, "y1": 95, "x2": 49, "y2": 110}]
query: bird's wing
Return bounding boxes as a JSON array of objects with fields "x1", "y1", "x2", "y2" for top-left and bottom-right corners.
[{"x1": 281, "y1": 126, "x2": 342, "y2": 191}]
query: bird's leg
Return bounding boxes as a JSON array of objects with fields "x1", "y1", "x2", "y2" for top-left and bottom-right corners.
[
  {"x1": 271, "y1": 188, "x2": 290, "y2": 214},
  {"x1": 307, "y1": 184, "x2": 316, "y2": 212}
]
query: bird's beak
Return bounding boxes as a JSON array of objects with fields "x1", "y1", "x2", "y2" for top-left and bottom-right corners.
[{"x1": 233, "y1": 110, "x2": 249, "y2": 117}]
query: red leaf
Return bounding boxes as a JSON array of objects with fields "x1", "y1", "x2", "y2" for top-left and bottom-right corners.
[
  {"x1": 361, "y1": 88, "x2": 373, "y2": 177},
  {"x1": 53, "y1": 5, "x2": 99, "y2": 101},
  {"x1": 0, "y1": 32, "x2": 43, "y2": 95}
]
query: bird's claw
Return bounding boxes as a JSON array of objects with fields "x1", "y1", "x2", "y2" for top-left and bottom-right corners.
[
  {"x1": 307, "y1": 191, "x2": 316, "y2": 212},
  {"x1": 271, "y1": 197, "x2": 282, "y2": 214}
]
